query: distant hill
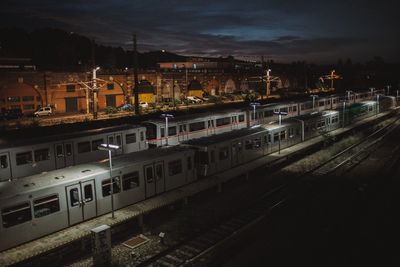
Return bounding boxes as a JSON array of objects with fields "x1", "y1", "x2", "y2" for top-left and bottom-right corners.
[{"x1": 0, "y1": 27, "x2": 187, "y2": 71}]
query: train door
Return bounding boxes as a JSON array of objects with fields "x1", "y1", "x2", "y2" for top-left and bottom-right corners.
[
  {"x1": 66, "y1": 180, "x2": 97, "y2": 225},
  {"x1": 207, "y1": 119, "x2": 215, "y2": 135},
  {"x1": 55, "y1": 142, "x2": 74, "y2": 169},
  {"x1": 231, "y1": 116, "x2": 238, "y2": 129},
  {"x1": 144, "y1": 164, "x2": 156, "y2": 198},
  {"x1": 0, "y1": 152, "x2": 11, "y2": 181},
  {"x1": 178, "y1": 124, "x2": 188, "y2": 142},
  {"x1": 107, "y1": 133, "x2": 123, "y2": 155},
  {"x1": 207, "y1": 149, "x2": 217, "y2": 174},
  {"x1": 231, "y1": 141, "x2": 243, "y2": 166},
  {"x1": 155, "y1": 162, "x2": 165, "y2": 194}
]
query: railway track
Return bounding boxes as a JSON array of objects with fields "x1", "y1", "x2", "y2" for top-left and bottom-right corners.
[{"x1": 310, "y1": 116, "x2": 400, "y2": 176}]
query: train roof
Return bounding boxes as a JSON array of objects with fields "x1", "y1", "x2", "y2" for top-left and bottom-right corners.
[
  {"x1": 0, "y1": 124, "x2": 144, "y2": 149},
  {"x1": 143, "y1": 109, "x2": 244, "y2": 124},
  {"x1": 182, "y1": 127, "x2": 265, "y2": 147},
  {"x1": 295, "y1": 110, "x2": 339, "y2": 121},
  {"x1": 0, "y1": 146, "x2": 191, "y2": 200}
]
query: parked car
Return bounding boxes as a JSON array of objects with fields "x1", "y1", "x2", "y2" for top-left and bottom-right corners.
[
  {"x1": 118, "y1": 103, "x2": 134, "y2": 111},
  {"x1": 0, "y1": 108, "x2": 23, "y2": 120},
  {"x1": 139, "y1": 102, "x2": 149, "y2": 109},
  {"x1": 186, "y1": 96, "x2": 202, "y2": 104},
  {"x1": 34, "y1": 107, "x2": 53, "y2": 117}
]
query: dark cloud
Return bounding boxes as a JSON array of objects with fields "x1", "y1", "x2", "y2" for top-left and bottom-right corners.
[{"x1": 0, "y1": 0, "x2": 398, "y2": 63}]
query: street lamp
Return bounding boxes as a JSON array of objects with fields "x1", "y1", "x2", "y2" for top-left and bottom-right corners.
[
  {"x1": 370, "y1": 87, "x2": 375, "y2": 97},
  {"x1": 386, "y1": 85, "x2": 391, "y2": 96},
  {"x1": 310, "y1": 95, "x2": 318, "y2": 110},
  {"x1": 97, "y1": 143, "x2": 120, "y2": 219},
  {"x1": 249, "y1": 102, "x2": 260, "y2": 125},
  {"x1": 376, "y1": 94, "x2": 380, "y2": 115},
  {"x1": 342, "y1": 101, "x2": 346, "y2": 128},
  {"x1": 273, "y1": 111, "x2": 288, "y2": 126},
  {"x1": 160, "y1": 113, "x2": 174, "y2": 146},
  {"x1": 346, "y1": 90, "x2": 353, "y2": 103}
]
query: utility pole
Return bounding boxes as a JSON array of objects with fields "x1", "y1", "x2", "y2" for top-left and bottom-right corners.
[
  {"x1": 260, "y1": 56, "x2": 264, "y2": 100},
  {"x1": 92, "y1": 67, "x2": 100, "y2": 119},
  {"x1": 133, "y1": 34, "x2": 140, "y2": 115}
]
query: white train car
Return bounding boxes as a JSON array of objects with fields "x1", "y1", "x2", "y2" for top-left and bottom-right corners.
[
  {"x1": 143, "y1": 110, "x2": 247, "y2": 147},
  {"x1": 0, "y1": 124, "x2": 148, "y2": 182},
  {"x1": 0, "y1": 146, "x2": 196, "y2": 251}
]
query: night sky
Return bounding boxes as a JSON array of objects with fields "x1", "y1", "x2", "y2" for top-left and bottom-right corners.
[{"x1": 1, "y1": 0, "x2": 399, "y2": 63}]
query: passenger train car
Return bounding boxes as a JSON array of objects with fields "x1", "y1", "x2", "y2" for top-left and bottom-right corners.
[
  {"x1": 0, "y1": 97, "x2": 394, "y2": 252},
  {"x1": 143, "y1": 110, "x2": 247, "y2": 147},
  {"x1": 0, "y1": 125, "x2": 148, "y2": 182},
  {"x1": 0, "y1": 146, "x2": 195, "y2": 251}
]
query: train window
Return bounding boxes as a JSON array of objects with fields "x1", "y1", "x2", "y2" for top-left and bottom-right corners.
[
  {"x1": 280, "y1": 107, "x2": 288, "y2": 113},
  {"x1": 210, "y1": 151, "x2": 215, "y2": 163},
  {"x1": 108, "y1": 136, "x2": 114, "y2": 145},
  {"x1": 319, "y1": 101, "x2": 325, "y2": 107},
  {"x1": 264, "y1": 110, "x2": 274, "y2": 117},
  {"x1": 216, "y1": 117, "x2": 231, "y2": 126},
  {"x1": 66, "y1": 144, "x2": 73, "y2": 156},
  {"x1": 16, "y1": 151, "x2": 33, "y2": 165},
  {"x1": 160, "y1": 128, "x2": 165, "y2": 138},
  {"x1": 84, "y1": 185, "x2": 93, "y2": 202},
  {"x1": 122, "y1": 171, "x2": 140, "y2": 190},
  {"x1": 168, "y1": 159, "x2": 182, "y2": 176},
  {"x1": 102, "y1": 176, "x2": 121, "y2": 197},
  {"x1": 253, "y1": 138, "x2": 261, "y2": 148},
  {"x1": 187, "y1": 156, "x2": 192, "y2": 170},
  {"x1": 327, "y1": 100, "x2": 331, "y2": 105},
  {"x1": 168, "y1": 126, "x2": 177, "y2": 136},
  {"x1": 289, "y1": 107, "x2": 292, "y2": 112},
  {"x1": 140, "y1": 131, "x2": 144, "y2": 141},
  {"x1": 239, "y1": 114, "x2": 245, "y2": 122},
  {"x1": 280, "y1": 131, "x2": 286, "y2": 140},
  {"x1": 273, "y1": 133, "x2": 279, "y2": 142},
  {"x1": 219, "y1": 147, "x2": 229, "y2": 160},
  {"x1": 34, "y1": 194, "x2": 60, "y2": 218},
  {"x1": 2, "y1": 202, "x2": 32, "y2": 228},
  {"x1": 293, "y1": 106, "x2": 297, "y2": 112},
  {"x1": 1, "y1": 155, "x2": 8, "y2": 168},
  {"x1": 34, "y1": 148, "x2": 50, "y2": 162},
  {"x1": 189, "y1": 122, "x2": 205, "y2": 132},
  {"x1": 69, "y1": 188, "x2": 80, "y2": 206},
  {"x1": 245, "y1": 140, "x2": 253, "y2": 150},
  {"x1": 77, "y1": 141, "x2": 91, "y2": 153},
  {"x1": 126, "y1": 133, "x2": 137, "y2": 144},
  {"x1": 144, "y1": 123, "x2": 157, "y2": 139},
  {"x1": 116, "y1": 135, "x2": 122, "y2": 146},
  {"x1": 198, "y1": 152, "x2": 208, "y2": 164},
  {"x1": 56, "y1": 145, "x2": 63, "y2": 157},
  {"x1": 91, "y1": 139, "x2": 103, "y2": 151},
  {"x1": 146, "y1": 167, "x2": 154, "y2": 183}
]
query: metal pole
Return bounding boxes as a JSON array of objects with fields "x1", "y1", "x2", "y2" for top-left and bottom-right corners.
[
  {"x1": 165, "y1": 116, "x2": 169, "y2": 146},
  {"x1": 278, "y1": 132, "x2": 281, "y2": 154},
  {"x1": 377, "y1": 95, "x2": 380, "y2": 114},
  {"x1": 253, "y1": 105, "x2": 256, "y2": 123},
  {"x1": 279, "y1": 114, "x2": 282, "y2": 125},
  {"x1": 93, "y1": 68, "x2": 98, "y2": 119},
  {"x1": 312, "y1": 96, "x2": 315, "y2": 110},
  {"x1": 133, "y1": 34, "x2": 140, "y2": 115},
  {"x1": 342, "y1": 102, "x2": 346, "y2": 128},
  {"x1": 109, "y1": 150, "x2": 114, "y2": 219}
]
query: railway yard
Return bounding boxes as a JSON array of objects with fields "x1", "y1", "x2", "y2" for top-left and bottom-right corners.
[{"x1": 1, "y1": 105, "x2": 398, "y2": 267}]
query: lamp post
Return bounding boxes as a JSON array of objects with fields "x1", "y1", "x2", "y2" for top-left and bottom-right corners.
[
  {"x1": 161, "y1": 113, "x2": 174, "y2": 146},
  {"x1": 370, "y1": 87, "x2": 375, "y2": 97},
  {"x1": 273, "y1": 111, "x2": 288, "y2": 154},
  {"x1": 310, "y1": 95, "x2": 318, "y2": 111},
  {"x1": 386, "y1": 85, "x2": 391, "y2": 96},
  {"x1": 342, "y1": 101, "x2": 346, "y2": 128},
  {"x1": 249, "y1": 102, "x2": 260, "y2": 126},
  {"x1": 376, "y1": 94, "x2": 380, "y2": 115},
  {"x1": 346, "y1": 90, "x2": 353, "y2": 103},
  {"x1": 97, "y1": 143, "x2": 120, "y2": 219}
]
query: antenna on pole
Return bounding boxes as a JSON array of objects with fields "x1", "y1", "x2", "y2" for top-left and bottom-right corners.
[{"x1": 133, "y1": 33, "x2": 140, "y2": 115}]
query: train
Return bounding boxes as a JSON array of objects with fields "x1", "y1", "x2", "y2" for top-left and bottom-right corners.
[
  {"x1": 0, "y1": 97, "x2": 395, "y2": 252},
  {"x1": 0, "y1": 90, "x2": 382, "y2": 182},
  {"x1": 0, "y1": 125, "x2": 148, "y2": 182}
]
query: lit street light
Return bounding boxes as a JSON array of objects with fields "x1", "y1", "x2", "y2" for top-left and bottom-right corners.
[
  {"x1": 249, "y1": 102, "x2": 260, "y2": 126},
  {"x1": 97, "y1": 143, "x2": 120, "y2": 219},
  {"x1": 161, "y1": 113, "x2": 174, "y2": 146},
  {"x1": 346, "y1": 90, "x2": 353, "y2": 103}
]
